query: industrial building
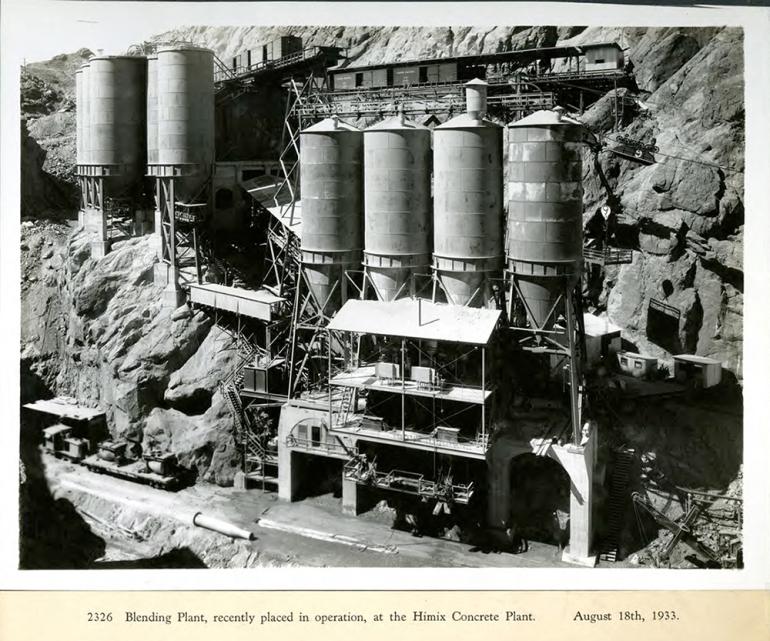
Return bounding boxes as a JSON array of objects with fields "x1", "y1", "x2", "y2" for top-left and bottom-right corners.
[{"x1": 69, "y1": 35, "x2": 735, "y2": 567}]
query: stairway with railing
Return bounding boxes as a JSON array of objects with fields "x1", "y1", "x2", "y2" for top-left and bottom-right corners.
[
  {"x1": 217, "y1": 320, "x2": 281, "y2": 482},
  {"x1": 599, "y1": 448, "x2": 636, "y2": 562}
]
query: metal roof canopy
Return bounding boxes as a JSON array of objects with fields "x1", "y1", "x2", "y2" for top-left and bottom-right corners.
[
  {"x1": 673, "y1": 354, "x2": 723, "y2": 366},
  {"x1": 23, "y1": 398, "x2": 105, "y2": 422},
  {"x1": 188, "y1": 283, "x2": 285, "y2": 321},
  {"x1": 327, "y1": 298, "x2": 501, "y2": 345}
]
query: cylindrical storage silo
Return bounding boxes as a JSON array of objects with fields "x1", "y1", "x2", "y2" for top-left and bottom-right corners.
[
  {"x1": 506, "y1": 109, "x2": 584, "y2": 329},
  {"x1": 88, "y1": 55, "x2": 147, "y2": 193},
  {"x1": 433, "y1": 80, "x2": 503, "y2": 307},
  {"x1": 75, "y1": 67, "x2": 83, "y2": 167},
  {"x1": 364, "y1": 114, "x2": 432, "y2": 301},
  {"x1": 300, "y1": 117, "x2": 363, "y2": 313},
  {"x1": 156, "y1": 45, "x2": 215, "y2": 200},
  {"x1": 146, "y1": 54, "x2": 159, "y2": 167},
  {"x1": 78, "y1": 62, "x2": 92, "y2": 168}
]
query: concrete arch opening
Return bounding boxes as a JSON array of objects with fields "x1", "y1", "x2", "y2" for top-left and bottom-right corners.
[
  {"x1": 215, "y1": 187, "x2": 234, "y2": 210},
  {"x1": 509, "y1": 453, "x2": 571, "y2": 546}
]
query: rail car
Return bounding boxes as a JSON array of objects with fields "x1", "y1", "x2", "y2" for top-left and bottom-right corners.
[
  {"x1": 329, "y1": 60, "x2": 487, "y2": 91},
  {"x1": 81, "y1": 441, "x2": 182, "y2": 490},
  {"x1": 27, "y1": 397, "x2": 184, "y2": 491}
]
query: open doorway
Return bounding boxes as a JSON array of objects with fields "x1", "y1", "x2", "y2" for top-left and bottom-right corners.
[{"x1": 509, "y1": 453, "x2": 571, "y2": 546}]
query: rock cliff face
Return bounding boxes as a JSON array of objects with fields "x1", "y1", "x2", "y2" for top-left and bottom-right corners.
[
  {"x1": 20, "y1": 25, "x2": 744, "y2": 485},
  {"x1": 22, "y1": 229, "x2": 242, "y2": 485}
]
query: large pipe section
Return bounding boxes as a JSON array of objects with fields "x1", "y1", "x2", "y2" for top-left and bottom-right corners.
[
  {"x1": 191, "y1": 512, "x2": 255, "y2": 540},
  {"x1": 300, "y1": 116, "x2": 363, "y2": 313},
  {"x1": 155, "y1": 45, "x2": 215, "y2": 201},
  {"x1": 88, "y1": 55, "x2": 147, "y2": 193},
  {"x1": 363, "y1": 114, "x2": 432, "y2": 301},
  {"x1": 506, "y1": 108, "x2": 584, "y2": 328},
  {"x1": 432, "y1": 79, "x2": 503, "y2": 307}
]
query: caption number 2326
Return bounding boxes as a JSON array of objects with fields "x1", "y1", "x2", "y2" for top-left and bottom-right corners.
[{"x1": 87, "y1": 612, "x2": 113, "y2": 622}]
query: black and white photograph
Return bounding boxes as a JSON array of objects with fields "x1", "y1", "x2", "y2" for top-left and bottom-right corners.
[{"x1": 4, "y1": 1, "x2": 765, "y2": 590}]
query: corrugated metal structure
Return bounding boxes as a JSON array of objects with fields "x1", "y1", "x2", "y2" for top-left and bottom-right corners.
[
  {"x1": 432, "y1": 80, "x2": 503, "y2": 307},
  {"x1": 75, "y1": 66, "x2": 84, "y2": 166},
  {"x1": 299, "y1": 116, "x2": 363, "y2": 313},
  {"x1": 506, "y1": 108, "x2": 584, "y2": 328},
  {"x1": 363, "y1": 114, "x2": 432, "y2": 301},
  {"x1": 155, "y1": 45, "x2": 215, "y2": 200},
  {"x1": 88, "y1": 55, "x2": 147, "y2": 191},
  {"x1": 146, "y1": 55, "x2": 159, "y2": 166}
]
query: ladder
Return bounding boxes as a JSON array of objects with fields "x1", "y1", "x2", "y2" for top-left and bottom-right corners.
[
  {"x1": 599, "y1": 448, "x2": 635, "y2": 562},
  {"x1": 336, "y1": 386, "x2": 355, "y2": 427}
]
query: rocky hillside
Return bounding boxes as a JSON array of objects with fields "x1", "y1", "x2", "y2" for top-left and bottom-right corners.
[
  {"x1": 20, "y1": 26, "x2": 744, "y2": 489},
  {"x1": 20, "y1": 48, "x2": 90, "y2": 216}
]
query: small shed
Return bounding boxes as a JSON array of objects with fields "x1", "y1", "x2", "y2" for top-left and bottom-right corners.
[
  {"x1": 617, "y1": 351, "x2": 658, "y2": 379},
  {"x1": 673, "y1": 354, "x2": 723, "y2": 389},
  {"x1": 583, "y1": 314, "x2": 622, "y2": 367}
]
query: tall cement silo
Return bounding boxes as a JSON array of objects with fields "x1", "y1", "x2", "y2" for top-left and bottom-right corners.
[
  {"x1": 300, "y1": 116, "x2": 363, "y2": 314},
  {"x1": 432, "y1": 79, "x2": 503, "y2": 308},
  {"x1": 88, "y1": 55, "x2": 147, "y2": 194},
  {"x1": 155, "y1": 45, "x2": 215, "y2": 201},
  {"x1": 506, "y1": 108, "x2": 584, "y2": 329},
  {"x1": 363, "y1": 114, "x2": 432, "y2": 301}
]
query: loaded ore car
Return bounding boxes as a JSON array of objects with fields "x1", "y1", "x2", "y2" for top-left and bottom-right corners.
[{"x1": 82, "y1": 441, "x2": 182, "y2": 490}]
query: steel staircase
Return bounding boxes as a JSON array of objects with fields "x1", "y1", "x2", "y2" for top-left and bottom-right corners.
[{"x1": 599, "y1": 448, "x2": 636, "y2": 562}]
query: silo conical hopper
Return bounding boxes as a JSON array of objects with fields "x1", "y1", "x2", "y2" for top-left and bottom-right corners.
[
  {"x1": 433, "y1": 79, "x2": 503, "y2": 307},
  {"x1": 364, "y1": 114, "x2": 432, "y2": 301},
  {"x1": 300, "y1": 117, "x2": 363, "y2": 314},
  {"x1": 506, "y1": 109, "x2": 584, "y2": 329}
]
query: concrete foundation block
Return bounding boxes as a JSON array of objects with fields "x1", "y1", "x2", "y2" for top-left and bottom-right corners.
[
  {"x1": 153, "y1": 262, "x2": 170, "y2": 287},
  {"x1": 561, "y1": 547, "x2": 597, "y2": 567},
  {"x1": 341, "y1": 477, "x2": 360, "y2": 516},
  {"x1": 162, "y1": 285, "x2": 186, "y2": 309},
  {"x1": 233, "y1": 470, "x2": 248, "y2": 491},
  {"x1": 89, "y1": 240, "x2": 110, "y2": 259}
]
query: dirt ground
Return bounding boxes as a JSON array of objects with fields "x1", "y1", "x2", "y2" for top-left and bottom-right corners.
[{"x1": 41, "y1": 453, "x2": 591, "y2": 569}]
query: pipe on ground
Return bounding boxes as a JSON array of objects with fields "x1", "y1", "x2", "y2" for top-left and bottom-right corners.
[{"x1": 191, "y1": 512, "x2": 254, "y2": 540}]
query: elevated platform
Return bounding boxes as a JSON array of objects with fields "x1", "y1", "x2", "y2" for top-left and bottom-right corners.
[
  {"x1": 331, "y1": 422, "x2": 488, "y2": 460},
  {"x1": 188, "y1": 283, "x2": 285, "y2": 322},
  {"x1": 328, "y1": 298, "x2": 501, "y2": 345},
  {"x1": 216, "y1": 46, "x2": 343, "y2": 85},
  {"x1": 330, "y1": 365, "x2": 491, "y2": 405}
]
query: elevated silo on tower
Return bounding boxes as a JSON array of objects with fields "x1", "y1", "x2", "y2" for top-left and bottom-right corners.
[
  {"x1": 363, "y1": 114, "x2": 432, "y2": 301},
  {"x1": 151, "y1": 45, "x2": 215, "y2": 305},
  {"x1": 299, "y1": 116, "x2": 363, "y2": 314},
  {"x1": 432, "y1": 79, "x2": 503, "y2": 307},
  {"x1": 76, "y1": 55, "x2": 147, "y2": 257},
  {"x1": 506, "y1": 108, "x2": 584, "y2": 329}
]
